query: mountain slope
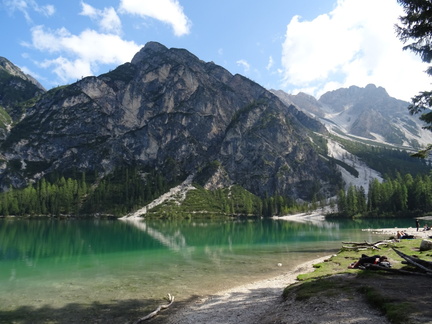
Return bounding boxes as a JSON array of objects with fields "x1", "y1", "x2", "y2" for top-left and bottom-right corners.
[
  {"x1": 0, "y1": 57, "x2": 45, "y2": 123},
  {"x1": 0, "y1": 42, "x2": 341, "y2": 200},
  {"x1": 272, "y1": 84, "x2": 432, "y2": 150}
]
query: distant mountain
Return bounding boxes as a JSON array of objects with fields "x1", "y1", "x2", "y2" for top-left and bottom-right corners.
[
  {"x1": 0, "y1": 42, "x2": 341, "y2": 200},
  {"x1": 272, "y1": 84, "x2": 432, "y2": 150},
  {"x1": 0, "y1": 57, "x2": 45, "y2": 124}
]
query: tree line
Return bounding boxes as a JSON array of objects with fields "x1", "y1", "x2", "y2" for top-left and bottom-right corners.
[
  {"x1": 336, "y1": 173, "x2": 432, "y2": 218},
  {"x1": 2, "y1": 165, "x2": 429, "y2": 219},
  {"x1": 0, "y1": 166, "x2": 318, "y2": 218},
  {"x1": 0, "y1": 168, "x2": 169, "y2": 217}
]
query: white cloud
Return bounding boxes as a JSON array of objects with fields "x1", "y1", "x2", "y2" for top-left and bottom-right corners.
[
  {"x1": 4, "y1": 0, "x2": 55, "y2": 22},
  {"x1": 280, "y1": 0, "x2": 430, "y2": 101},
  {"x1": 236, "y1": 59, "x2": 250, "y2": 73},
  {"x1": 119, "y1": 0, "x2": 191, "y2": 36},
  {"x1": 80, "y1": 2, "x2": 122, "y2": 35},
  {"x1": 35, "y1": 3, "x2": 54, "y2": 17},
  {"x1": 28, "y1": 25, "x2": 142, "y2": 82},
  {"x1": 266, "y1": 56, "x2": 274, "y2": 71}
]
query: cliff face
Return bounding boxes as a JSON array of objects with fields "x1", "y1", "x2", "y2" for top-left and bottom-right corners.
[{"x1": 1, "y1": 42, "x2": 341, "y2": 199}]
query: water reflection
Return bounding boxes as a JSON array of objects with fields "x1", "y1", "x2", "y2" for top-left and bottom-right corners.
[
  {"x1": 0, "y1": 217, "x2": 415, "y2": 265},
  {"x1": 0, "y1": 216, "x2": 415, "y2": 315},
  {"x1": 121, "y1": 218, "x2": 194, "y2": 258}
]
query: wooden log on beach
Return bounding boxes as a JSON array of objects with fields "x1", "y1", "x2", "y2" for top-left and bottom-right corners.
[
  {"x1": 134, "y1": 294, "x2": 175, "y2": 323},
  {"x1": 342, "y1": 240, "x2": 396, "y2": 251}
]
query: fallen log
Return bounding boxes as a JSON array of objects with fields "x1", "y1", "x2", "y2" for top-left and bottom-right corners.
[
  {"x1": 363, "y1": 264, "x2": 432, "y2": 276},
  {"x1": 392, "y1": 248, "x2": 432, "y2": 274},
  {"x1": 342, "y1": 240, "x2": 395, "y2": 251},
  {"x1": 134, "y1": 294, "x2": 175, "y2": 323}
]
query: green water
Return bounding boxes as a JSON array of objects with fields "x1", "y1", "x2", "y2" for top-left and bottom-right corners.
[{"x1": 0, "y1": 217, "x2": 415, "y2": 322}]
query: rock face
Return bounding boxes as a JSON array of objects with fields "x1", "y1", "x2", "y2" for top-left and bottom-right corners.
[
  {"x1": 272, "y1": 84, "x2": 432, "y2": 149},
  {"x1": 0, "y1": 57, "x2": 45, "y2": 122},
  {"x1": 1, "y1": 42, "x2": 341, "y2": 199}
]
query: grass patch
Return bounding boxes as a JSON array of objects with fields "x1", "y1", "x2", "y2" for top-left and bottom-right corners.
[
  {"x1": 359, "y1": 286, "x2": 412, "y2": 324},
  {"x1": 284, "y1": 238, "x2": 432, "y2": 323},
  {"x1": 296, "y1": 238, "x2": 430, "y2": 281},
  {"x1": 283, "y1": 276, "x2": 349, "y2": 301}
]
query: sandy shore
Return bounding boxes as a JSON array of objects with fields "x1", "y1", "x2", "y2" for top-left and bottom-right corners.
[{"x1": 164, "y1": 256, "x2": 331, "y2": 324}]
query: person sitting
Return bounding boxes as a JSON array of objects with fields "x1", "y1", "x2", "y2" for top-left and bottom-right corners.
[
  {"x1": 423, "y1": 224, "x2": 431, "y2": 231},
  {"x1": 348, "y1": 254, "x2": 390, "y2": 269}
]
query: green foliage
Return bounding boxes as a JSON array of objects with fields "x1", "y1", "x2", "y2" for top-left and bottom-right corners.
[
  {"x1": 283, "y1": 279, "x2": 344, "y2": 301},
  {"x1": 261, "y1": 195, "x2": 310, "y2": 217},
  {"x1": 0, "y1": 167, "x2": 173, "y2": 217},
  {"x1": 81, "y1": 168, "x2": 171, "y2": 216},
  {"x1": 286, "y1": 239, "x2": 430, "y2": 324},
  {"x1": 0, "y1": 106, "x2": 11, "y2": 129},
  {"x1": 0, "y1": 70, "x2": 42, "y2": 106},
  {"x1": 148, "y1": 184, "x2": 263, "y2": 217},
  {"x1": 359, "y1": 286, "x2": 411, "y2": 324},
  {"x1": 396, "y1": 0, "x2": 432, "y2": 157},
  {"x1": 329, "y1": 156, "x2": 359, "y2": 178},
  {"x1": 0, "y1": 176, "x2": 87, "y2": 216},
  {"x1": 334, "y1": 172, "x2": 432, "y2": 218},
  {"x1": 309, "y1": 132, "x2": 328, "y2": 155},
  {"x1": 332, "y1": 134, "x2": 431, "y2": 177},
  {"x1": 0, "y1": 166, "x2": 325, "y2": 218}
]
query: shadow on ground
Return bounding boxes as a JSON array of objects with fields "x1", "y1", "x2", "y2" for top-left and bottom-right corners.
[{"x1": 0, "y1": 295, "x2": 198, "y2": 324}]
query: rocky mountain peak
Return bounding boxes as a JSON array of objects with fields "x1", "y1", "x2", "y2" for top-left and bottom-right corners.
[
  {"x1": 0, "y1": 42, "x2": 341, "y2": 200},
  {"x1": 273, "y1": 84, "x2": 432, "y2": 149},
  {"x1": 0, "y1": 57, "x2": 45, "y2": 91},
  {"x1": 131, "y1": 41, "x2": 169, "y2": 64},
  {"x1": 131, "y1": 41, "x2": 202, "y2": 68}
]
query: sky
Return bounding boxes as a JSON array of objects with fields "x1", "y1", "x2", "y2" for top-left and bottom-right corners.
[{"x1": 1, "y1": 0, "x2": 430, "y2": 101}]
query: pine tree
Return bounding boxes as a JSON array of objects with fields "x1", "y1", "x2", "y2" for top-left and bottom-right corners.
[{"x1": 396, "y1": 0, "x2": 432, "y2": 157}]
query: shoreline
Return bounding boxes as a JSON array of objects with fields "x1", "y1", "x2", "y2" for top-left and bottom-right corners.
[
  {"x1": 162, "y1": 223, "x2": 432, "y2": 324},
  {"x1": 164, "y1": 255, "x2": 331, "y2": 324},
  {"x1": 362, "y1": 226, "x2": 432, "y2": 239}
]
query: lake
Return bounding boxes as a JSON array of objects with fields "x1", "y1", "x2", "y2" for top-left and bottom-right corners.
[{"x1": 0, "y1": 216, "x2": 414, "y2": 322}]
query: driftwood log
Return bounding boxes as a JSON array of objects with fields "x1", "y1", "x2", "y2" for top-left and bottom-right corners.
[
  {"x1": 342, "y1": 240, "x2": 396, "y2": 251},
  {"x1": 392, "y1": 247, "x2": 432, "y2": 275},
  {"x1": 134, "y1": 294, "x2": 175, "y2": 323}
]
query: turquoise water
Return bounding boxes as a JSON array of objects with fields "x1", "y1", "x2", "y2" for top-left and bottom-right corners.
[{"x1": 0, "y1": 217, "x2": 415, "y2": 321}]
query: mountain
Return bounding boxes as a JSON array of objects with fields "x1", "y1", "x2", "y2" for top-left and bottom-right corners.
[
  {"x1": 272, "y1": 84, "x2": 432, "y2": 150},
  {"x1": 0, "y1": 42, "x2": 341, "y2": 200},
  {"x1": 0, "y1": 57, "x2": 45, "y2": 123}
]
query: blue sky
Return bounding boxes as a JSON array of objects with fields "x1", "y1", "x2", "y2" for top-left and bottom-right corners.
[{"x1": 1, "y1": 0, "x2": 430, "y2": 101}]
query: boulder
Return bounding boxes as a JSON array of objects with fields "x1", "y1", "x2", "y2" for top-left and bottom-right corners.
[{"x1": 419, "y1": 239, "x2": 432, "y2": 251}]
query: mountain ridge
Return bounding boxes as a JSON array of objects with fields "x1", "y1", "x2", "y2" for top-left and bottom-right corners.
[
  {"x1": 0, "y1": 42, "x2": 342, "y2": 201},
  {"x1": 272, "y1": 84, "x2": 432, "y2": 150}
]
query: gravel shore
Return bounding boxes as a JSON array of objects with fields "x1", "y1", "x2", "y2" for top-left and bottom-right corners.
[
  {"x1": 162, "y1": 225, "x2": 432, "y2": 324},
  {"x1": 164, "y1": 256, "x2": 331, "y2": 324},
  {"x1": 362, "y1": 226, "x2": 432, "y2": 239}
]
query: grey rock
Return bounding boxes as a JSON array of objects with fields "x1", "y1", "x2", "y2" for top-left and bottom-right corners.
[
  {"x1": 420, "y1": 239, "x2": 432, "y2": 251},
  {"x1": 1, "y1": 42, "x2": 342, "y2": 199}
]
